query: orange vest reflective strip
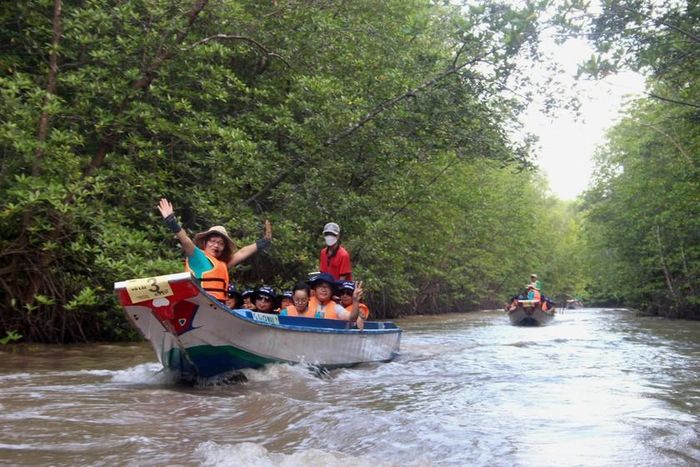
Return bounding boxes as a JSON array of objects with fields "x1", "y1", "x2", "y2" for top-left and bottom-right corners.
[{"x1": 185, "y1": 251, "x2": 229, "y2": 300}]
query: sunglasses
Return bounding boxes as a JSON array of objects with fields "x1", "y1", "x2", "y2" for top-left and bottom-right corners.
[{"x1": 256, "y1": 296, "x2": 272, "y2": 302}]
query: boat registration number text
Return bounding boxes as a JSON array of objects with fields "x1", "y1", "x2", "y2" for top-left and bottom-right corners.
[
  {"x1": 252, "y1": 312, "x2": 279, "y2": 325},
  {"x1": 125, "y1": 275, "x2": 174, "y2": 303}
]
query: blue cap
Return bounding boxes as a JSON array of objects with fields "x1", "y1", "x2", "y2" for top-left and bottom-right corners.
[
  {"x1": 241, "y1": 289, "x2": 254, "y2": 299},
  {"x1": 307, "y1": 272, "x2": 337, "y2": 288},
  {"x1": 227, "y1": 284, "x2": 242, "y2": 299},
  {"x1": 252, "y1": 286, "x2": 276, "y2": 301},
  {"x1": 338, "y1": 281, "x2": 355, "y2": 292},
  {"x1": 281, "y1": 290, "x2": 293, "y2": 299}
]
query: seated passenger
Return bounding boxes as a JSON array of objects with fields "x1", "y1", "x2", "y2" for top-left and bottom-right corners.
[
  {"x1": 241, "y1": 289, "x2": 255, "y2": 310},
  {"x1": 338, "y1": 280, "x2": 369, "y2": 329},
  {"x1": 225, "y1": 284, "x2": 243, "y2": 309},
  {"x1": 526, "y1": 283, "x2": 541, "y2": 301},
  {"x1": 252, "y1": 286, "x2": 277, "y2": 314},
  {"x1": 280, "y1": 283, "x2": 314, "y2": 317},
  {"x1": 279, "y1": 290, "x2": 294, "y2": 310},
  {"x1": 306, "y1": 273, "x2": 346, "y2": 319}
]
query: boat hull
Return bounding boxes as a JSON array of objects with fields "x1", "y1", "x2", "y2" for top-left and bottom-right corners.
[
  {"x1": 115, "y1": 273, "x2": 401, "y2": 380},
  {"x1": 506, "y1": 300, "x2": 556, "y2": 326}
]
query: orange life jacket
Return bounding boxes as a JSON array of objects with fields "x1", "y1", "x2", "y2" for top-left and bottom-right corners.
[
  {"x1": 282, "y1": 305, "x2": 315, "y2": 317},
  {"x1": 185, "y1": 250, "x2": 229, "y2": 300},
  {"x1": 344, "y1": 303, "x2": 369, "y2": 319},
  {"x1": 308, "y1": 296, "x2": 339, "y2": 319}
]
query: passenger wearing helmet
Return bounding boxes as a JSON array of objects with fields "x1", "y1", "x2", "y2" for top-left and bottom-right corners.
[
  {"x1": 280, "y1": 283, "x2": 313, "y2": 317},
  {"x1": 225, "y1": 285, "x2": 243, "y2": 309},
  {"x1": 306, "y1": 273, "x2": 346, "y2": 319},
  {"x1": 319, "y1": 222, "x2": 352, "y2": 281},
  {"x1": 157, "y1": 198, "x2": 272, "y2": 300},
  {"x1": 252, "y1": 286, "x2": 277, "y2": 314},
  {"x1": 338, "y1": 280, "x2": 369, "y2": 330},
  {"x1": 241, "y1": 289, "x2": 255, "y2": 310},
  {"x1": 279, "y1": 290, "x2": 294, "y2": 311}
]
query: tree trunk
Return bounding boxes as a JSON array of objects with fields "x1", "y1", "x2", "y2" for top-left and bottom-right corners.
[
  {"x1": 33, "y1": 0, "x2": 62, "y2": 176},
  {"x1": 654, "y1": 223, "x2": 675, "y2": 298},
  {"x1": 83, "y1": 0, "x2": 210, "y2": 177}
]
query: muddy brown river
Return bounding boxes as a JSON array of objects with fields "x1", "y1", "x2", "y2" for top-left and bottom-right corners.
[{"x1": 1, "y1": 308, "x2": 698, "y2": 466}]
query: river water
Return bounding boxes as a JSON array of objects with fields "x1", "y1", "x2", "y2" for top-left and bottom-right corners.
[{"x1": 1, "y1": 308, "x2": 699, "y2": 466}]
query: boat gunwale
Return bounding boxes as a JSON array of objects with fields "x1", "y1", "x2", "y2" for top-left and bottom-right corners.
[
  {"x1": 115, "y1": 273, "x2": 402, "y2": 336},
  {"x1": 221, "y1": 308, "x2": 402, "y2": 336}
]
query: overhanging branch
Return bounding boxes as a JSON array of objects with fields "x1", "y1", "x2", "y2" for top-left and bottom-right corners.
[{"x1": 245, "y1": 47, "x2": 497, "y2": 206}]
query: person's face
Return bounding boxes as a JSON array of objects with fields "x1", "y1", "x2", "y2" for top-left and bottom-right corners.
[
  {"x1": 314, "y1": 283, "x2": 332, "y2": 302},
  {"x1": 339, "y1": 290, "x2": 353, "y2": 307},
  {"x1": 205, "y1": 235, "x2": 226, "y2": 258},
  {"x1": 324, "y1": 233, "x2": 339, "y2": 247},
  {"x1": 243, "y1": 297, "x2": 254, "y2": 310},
  {"x1": 255, "y1": 295, "x2": 274, "y2": 312},
  {"x1": 293, "y1": 291, "x2": 309, "y2": 312},
  {"x1": 281, "y1": 297, "x2": 293, "y2": 308}
]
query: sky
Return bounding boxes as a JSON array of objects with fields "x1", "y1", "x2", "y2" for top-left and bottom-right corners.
[{"x1": 521, "y1": 37, "x2": 646, "y2": 200}]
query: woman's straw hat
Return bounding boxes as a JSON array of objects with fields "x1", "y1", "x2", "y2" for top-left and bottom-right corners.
[{"x1": 193, "y1": 225, "x2": 235, "y2": 262}]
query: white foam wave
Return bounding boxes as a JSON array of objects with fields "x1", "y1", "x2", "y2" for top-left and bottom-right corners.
[
  {"x1": 194, "y1": 441, "x2": 423, "y2": 467},
  {"x1": 109, "y1": 363, "x2": 176, "y2": 384},
  {"x1": 240, "y1": 362, "x2": 316, "y2": 382},
  {"x1": 0, "y1": 372, "x2": 32, "y2": 382}
]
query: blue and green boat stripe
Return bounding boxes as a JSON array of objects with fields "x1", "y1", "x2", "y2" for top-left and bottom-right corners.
[
  {"x1": 162, "y1": 344, "x2": 399, "y2": 378},
  {"x1": 163, "y1": 344, "x2": 280, "y2": 377}
]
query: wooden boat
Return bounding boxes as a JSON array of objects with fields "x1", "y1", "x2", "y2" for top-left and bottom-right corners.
[
  {"x1": 505, "y1": 299, "x2": 556, "y2": 326},
  {"x1": 114, "y1": 272, "x2": 401, "y2": 381}
]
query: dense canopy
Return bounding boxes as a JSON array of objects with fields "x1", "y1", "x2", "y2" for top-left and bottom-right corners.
[{"x1": 0, "y1": 0, "x2": 696, "y2": 342}]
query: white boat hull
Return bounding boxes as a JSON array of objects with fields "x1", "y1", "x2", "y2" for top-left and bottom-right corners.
[
  {"x1": 115, "y1": 273, "x2": 401, "y2": 380},
  {"x1": 506, "y1": 300, "x2": 556, "y2": 326}
]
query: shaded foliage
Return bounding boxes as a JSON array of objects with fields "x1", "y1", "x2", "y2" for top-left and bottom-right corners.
[
  {"x1": 1, "y1": 0, "x2": 582, "y2": 342},
  {"x1": 562, "y1": 1, "x2": 700, "y2": 317}
]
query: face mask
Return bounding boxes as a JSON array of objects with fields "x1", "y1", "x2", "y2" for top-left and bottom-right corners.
[{"x1": 324, "y1": 235, "x2": 338, "y2": 247}]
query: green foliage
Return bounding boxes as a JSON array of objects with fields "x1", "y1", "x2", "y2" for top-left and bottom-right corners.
[
  {"x1": 1, "y1": 0, "x2": 587, "y2": 342},
  {"x1": 0, "y1": 331, "x2": 22, "y2": 345},
  {"x1": 581, "y1": 99, "x2": 699, "y2": 317},
  {"x1": 556, "y1": 1, "x2": 700, "y2": 317}
]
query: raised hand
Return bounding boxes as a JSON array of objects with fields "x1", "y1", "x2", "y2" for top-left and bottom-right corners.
[
  {"x1": 158, "y1": 198, "x2": 174, "y2": 219},
  {"x1": 353, "y1": 281, "x2": 364, "y2": 302}
]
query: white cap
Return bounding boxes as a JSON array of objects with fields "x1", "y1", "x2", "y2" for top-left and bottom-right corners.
[{"x1": 322, "y1": 222, "x2": 340, "y2": 236}]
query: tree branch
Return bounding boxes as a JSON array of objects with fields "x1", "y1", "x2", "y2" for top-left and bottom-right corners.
[
  {"x1": 245, "y1": 49, "x2": 495, "y2": 206},
  {"x1": 637, "y1": 121, "x2": 693, "y2": 166},
  {"x1": 181, "y1": 33, "x2": 291, "y2": 69},
  {"x1": 619, "y1": 5, "x2": 700, "y2": 44},
  {"x1": 34, "y1": 0, "x2": 62, "y2": 175},
  {"x1": 83, "y1": 0, "x2": 209, "y2": 177},
  {"x1": 647, "y1": 92, "x2": 700, "y2": 109}
]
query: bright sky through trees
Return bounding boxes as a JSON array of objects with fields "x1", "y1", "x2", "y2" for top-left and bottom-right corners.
[{"x1": 522, "y1": 37, "x2": 645, "y2": 200}]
